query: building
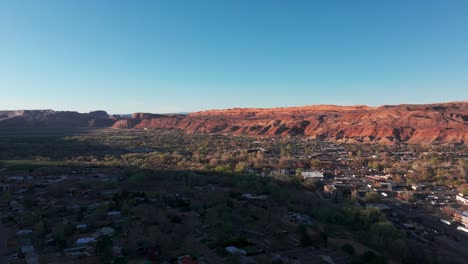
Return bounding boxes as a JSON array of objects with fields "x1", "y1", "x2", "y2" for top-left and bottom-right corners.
[
  {"x1": 323, "y1": 185, "x2": 342, "y2": 200},
  {"x1": 453, "y1": 211, "x2": 468, "y2": 227},
  {"x1": 225, "y1": 246, "x2": 247, "y2": 256},
  {"x1": 456, "y1": 194, "x2": 468, "y2": 205},
  {"x1": 0, "y1": 184, "x2": 11, "y2": 192},
  {"x1": 242, "y1": 193, "x2": 268, "y2": 200},
  {"x1": 177, "y1": 255, "x2": 198, "y2": 264},
  {"x1": 302, "y1": 171, "x2": 324, "y2": 180}
]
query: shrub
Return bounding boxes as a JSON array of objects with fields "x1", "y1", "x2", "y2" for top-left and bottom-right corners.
[{"x1": 341, "y1": 243, "x2": 355, "y2": 255}]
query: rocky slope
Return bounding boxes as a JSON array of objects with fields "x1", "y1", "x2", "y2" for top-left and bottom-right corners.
[
  {"x1": 112, "y1": 102, "x2": 468, "y2": 144},
  {"x1": 0, "y1": 110, "x2": 117, "y2": 134},
  {"x1": 1, "y1": 102, "x2": 467, "y2": 143}
]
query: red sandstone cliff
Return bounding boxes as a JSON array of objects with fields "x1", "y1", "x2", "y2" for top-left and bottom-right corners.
[
  {"x1": 1, "y1": 103, "x2": 466, "y2": 144},
  {"x1": 112, "y1": 102, "x2": 468, "y2": 144}
]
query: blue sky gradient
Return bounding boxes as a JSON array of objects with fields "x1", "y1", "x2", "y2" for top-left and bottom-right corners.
[{"x1": 1, "y1": 0, "x2": 467, "y2": 113}]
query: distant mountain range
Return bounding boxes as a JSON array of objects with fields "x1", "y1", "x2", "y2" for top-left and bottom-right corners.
[{"x1": 1, "y1": 102, "x2": 467, "y2": 144}]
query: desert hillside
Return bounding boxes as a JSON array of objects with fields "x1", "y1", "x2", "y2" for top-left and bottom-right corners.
[
  {"x1": 1, "y1": 102, "x2": 467, "y2": 144},
  {"x1": 112, "y1": 102, "x2": 468, "y2": 144}
]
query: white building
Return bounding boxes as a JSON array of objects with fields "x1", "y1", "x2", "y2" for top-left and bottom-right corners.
[
  {"x1": 456, "y1": 194, "x2": 468, "y2": 205},
  {"x1": 302, "y1": 171, "x2": 324, "y2": 179}
]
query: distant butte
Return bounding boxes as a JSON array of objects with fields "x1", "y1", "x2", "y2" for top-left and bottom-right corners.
[{"x1": 1, "y1": 102, "x2": 467, "y2": 144}]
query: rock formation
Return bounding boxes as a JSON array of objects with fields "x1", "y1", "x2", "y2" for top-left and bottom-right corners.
[
  {"x1": 112, "y1": 102, "x2": 468, "y2": 144},
  {"x1": 1, "y1": 102, "x2": 467, "y2": 144}
]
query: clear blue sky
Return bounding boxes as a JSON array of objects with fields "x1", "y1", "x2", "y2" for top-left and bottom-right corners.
[{"x1": 1, "y1": 0, "x2": 467, "y2": 113}]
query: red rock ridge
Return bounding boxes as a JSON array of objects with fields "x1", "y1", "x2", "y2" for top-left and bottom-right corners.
[{"x1": 112, "y1": 102, "x2": 468, "y2": 144}]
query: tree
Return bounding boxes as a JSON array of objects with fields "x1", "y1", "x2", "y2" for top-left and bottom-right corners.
[
  {"x1": 297, "y1": 224, "x2": 313, "y2": 247},
  {"x1": 364, "y1": 192, "x2": 381, "y2": 203},
  {"x1": 34, "y1": 221, "x2": 47, "y2": 239},
  {"x1": 234, "y1": 162, "x2": 247, "y2": 173},
  {"x1": 341, "y1": 243, "x2": 355, "y2": 255},
  {"x1": 96, "y1": 236, "x2": 114, "y2": 264},
  {"x1": 266, "y1": 182, "x2": 281, "y2": 201},
  {"x1": 52, "y1": 224, "x2": 67, "y2": 249},
  {"x1": 310, "y1": 159, "x2": 321, "y2": 168},
  {"x1": 295, "y1": 168, "x2": 303, "y2": 177},
  {"x1": 458, "y1": 183, "x2": 468, "y2": 196},
  {"x1": 369, "y1": 221, "x2": 404, "y2": 249}
]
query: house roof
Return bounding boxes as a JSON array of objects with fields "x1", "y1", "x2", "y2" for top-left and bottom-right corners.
[
  {"x1": 177, "y1": 255, "x2": 198, "y2": 264},
  {"x1": 76, "y1": 237, "x2": 96, "y2": 245}
]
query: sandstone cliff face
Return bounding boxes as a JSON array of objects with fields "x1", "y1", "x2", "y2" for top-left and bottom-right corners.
[
  {"x1": 1, "y1": 103, "x2": 466, "y2": 144},
  {"x1": 0, "y1": 110, "x2": 115, "y2": 131},
  {"x1": 113, "y1": 102, "x2": 468, "y2": 144}
]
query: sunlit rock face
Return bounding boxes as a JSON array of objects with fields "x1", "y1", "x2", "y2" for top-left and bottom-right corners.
[
  {"x1": 113, "y1": 102, "x2": 468, "y2": 144},
  {"x1": 0, "y1": 103, "x2": 466, "y2": 143}
]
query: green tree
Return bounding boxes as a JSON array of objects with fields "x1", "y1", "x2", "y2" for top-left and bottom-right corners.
[
  {"x1": 341, "y1": 243, "x2": 355, "y2": 255},
  {"x1": 297, "y1": 224, "x2": 313, "y2": 247},
  {"x1": 96, "y1": 236, "x2": 114, "y2": 264},
  {"x1": 364, "y1": 192, "x2": 381, "y2": 203},
  {"x1": 266, "y1": 182, "x2": 281, "y2": 201}
]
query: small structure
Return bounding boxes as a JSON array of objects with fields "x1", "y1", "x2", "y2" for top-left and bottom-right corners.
[
  {"x1": 96, "y1": 227, "x2": 115, "y2": 237},
  {"x1": 16, "y1": 229, "x2": 33, "y2": 237},
  {"x1": 76, "y1": 224, "x2": 88, "y2": 232},
  {"x1": 456, "y1": 194, "x2": 468, "y2": 205},
  {"x1": 238, "y1": 255, "x2": 257, "y2": 264},
  {"x1": 20, "y1": 245, "x2": 35, "y2": 254},
  {"x1": 107, "y1": 211, "x2": 121, "y2": 221},
  {"x1": 177, "y1": 255, "x2": 198, "y2": 264},
  {"x1": 25, "y1": 251, "x2": 39, "y2": 264},
  {"x1": 76, "y1": 237, "x2": 96, "y2": 246},
  {"x1": 411, "y1": 184, "x2": 425, "y2": 191},
  {"x1": 453, "y1": 211, "x2": 468, "y2": 227},
  {"x1": 302, "y1": 171, "x2": 324, "y2": 180},
  {"x1": 323, "y1": 185, "x2": 341, "y2": 199},
  {"x1": 0, "y1": 184, "x2": 11, "y2": 192},
  {"x1": 225, "y1": 246, "x2": 247, "y2": 256},
  {"x1": 242, "y1": 193, "x2": 268, "y2": 200},
  {"x1": 289, "y1": 212, "x2": 313, "y2": 225}
]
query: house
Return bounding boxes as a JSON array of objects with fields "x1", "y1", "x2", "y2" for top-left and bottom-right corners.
[
  {"x1": 456, "y1": 194, "x2": 468, "y2": 205},
  {"x1": 107, "y1": 211, "x2": 121, "y2": 221},
  {"x1": 453, "y1": 211, "x2": 468, "y2": 227},
  {"x1": 21, "y1": 245, "x2": 35, "y2": 254},
  {"x1": 238, "y1": 255, "x2": 257, "y2": 264},
  {"x1": 76, "y1": 224, "x2": 88, "y2": 232},
  {"x1": 270, "y1": 169, "x2": 292, "y2": 176},
  {"x1": 289, "y1": 212, "x2": 312, "y2": 225},
  {"x1": 16, "y1": 229, "x2": 33, "y2": 237},
  {"x1": 0, "y1": 184, "x2": 11, "y2": 192},
  {"x1": 323, "y1": 185, "x2": 340, "y2": 199},
  {"x1": 96, "y1": 227, "x2": 115, "y2": 237},
  {"x1": 225, "y1": 246, "x2": 247, "y2": 256},
  {"x1": 302, "y1": 171, "x2": 324, "y2": 179},
  {"x1": 411, "y1": 184, "x2": 426, "y2": 192},
  {"x1": 25, "y1": 251, "x2": 39, "y2": 264},
  {"x1": 177, "y1": 255, "x2": 198, "y2": 264},
  {"x1": 242, "y1": 193, "x2": 268, "y2": 200},
  {"x1": 76, "y1": 237, "x2": 96, "y2": 246},
  {"x1": 380, "y1": 182, "x2": 394, "y2": 191}
]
